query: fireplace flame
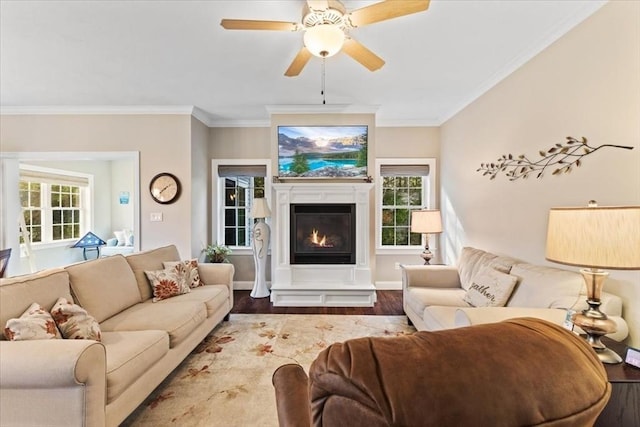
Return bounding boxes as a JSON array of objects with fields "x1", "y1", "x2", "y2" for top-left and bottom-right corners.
[{"x1": 311, "y1": 229, "x2": 328, "y2": 247}]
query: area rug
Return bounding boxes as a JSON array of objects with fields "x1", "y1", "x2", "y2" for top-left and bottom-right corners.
[{"x1": 122, "y1": 314, "x2": 415, "y2": 427}]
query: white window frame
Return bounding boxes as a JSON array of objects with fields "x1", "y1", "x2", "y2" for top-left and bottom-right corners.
[
  {"x1": 19, "y1": 164, "x2": 94, "y2": 251},
  {"x1": 375, "y1": 158, "x2": 437, "y2": 254},
  {"x1": 211, "y1": 158, "x2": 271, "y2": 255}
]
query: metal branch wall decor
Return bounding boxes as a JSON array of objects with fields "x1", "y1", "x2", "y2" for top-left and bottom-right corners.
[{"x1": 476, "y1": 136, "x2": 634, "y2": 181}]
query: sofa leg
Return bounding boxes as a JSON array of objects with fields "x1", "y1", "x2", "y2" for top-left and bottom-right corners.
[
  {"x1": 224, "y1": 313, "x2": 230, "y2": 322},
  {"x1": 407, "y1": 317, "x2": 413, "y2": 327}
]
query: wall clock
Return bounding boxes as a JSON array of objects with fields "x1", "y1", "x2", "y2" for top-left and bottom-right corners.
[{"x1": 149, "y1": 173, "x2": 181, "y2": 204}]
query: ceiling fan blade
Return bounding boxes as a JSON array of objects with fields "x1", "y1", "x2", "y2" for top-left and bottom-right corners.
[
  {"x1": 285, "y1": 47, "x2": 313, "y2": 77},
  {"x1": 342, "y1": 38, "x2": 385, "y2": 71},
  {"x1": 348, "y1": 0, "x2": 430, "y2": 27},
  {"x1": 220, "y1": 19, "x2": 299, "y2": 31}
]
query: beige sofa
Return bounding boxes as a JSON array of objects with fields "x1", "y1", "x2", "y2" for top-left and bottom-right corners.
[
  {"x1": 0, "y1": 245, "x2": 234, "y2": 427},
  {"x1": 403, "y1": 246, "x2": 629, "y2": 341}
]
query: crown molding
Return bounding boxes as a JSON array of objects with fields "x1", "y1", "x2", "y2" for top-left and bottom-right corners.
[
  {"x1": 0, "y1": 105, "x2": 197, "y2": 116},
  {"x1": 207, "y1": 119, "x2": 270, "y2": 128},
  {"x1": 376, "y1": 118, "x2": 440, "y2": 127},
  {"x1": 265, "y1": 104, "x2": 380, "y2": 115},
  {"x1": 0, "y1": 104, "x2": 438, "y2": 128}
]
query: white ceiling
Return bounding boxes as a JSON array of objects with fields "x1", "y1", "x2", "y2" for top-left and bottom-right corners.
[{"x1": 0, "y1": 0, "x2": 606, "y2": 127}]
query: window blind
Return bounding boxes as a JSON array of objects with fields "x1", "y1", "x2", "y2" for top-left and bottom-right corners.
[
  {"x1": 380, "y1": 164, "x2": 430, "y2": 177},
  {"x1": 218, "y1": 165, "x2": 267, "y2": 177}
]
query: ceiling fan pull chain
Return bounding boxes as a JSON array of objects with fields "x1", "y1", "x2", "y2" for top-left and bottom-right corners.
[{"x1": 321, "y1": 55, "x2": 326, "y2": 105}]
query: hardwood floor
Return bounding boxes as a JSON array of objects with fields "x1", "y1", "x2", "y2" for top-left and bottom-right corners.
[{"x1": 231, "y1": 290, "x2": 404, "y2": 315}]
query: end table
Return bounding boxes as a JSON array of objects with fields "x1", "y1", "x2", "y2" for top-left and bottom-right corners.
[{"x1": 595, "y1": 337, "x2": 640, "y2": 426}]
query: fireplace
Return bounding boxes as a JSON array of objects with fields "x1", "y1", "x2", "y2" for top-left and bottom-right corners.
[
  {"x1": 271, "y1": 182, "x2": 376, "y2": 307},
  {"x1": 290, "y1": 204, "x2": 356, "y2": 265}
]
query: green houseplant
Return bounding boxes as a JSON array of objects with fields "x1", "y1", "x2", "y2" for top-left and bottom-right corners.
[{"x1": 203, "y1": 243, "x2": 232, "y2": 263}]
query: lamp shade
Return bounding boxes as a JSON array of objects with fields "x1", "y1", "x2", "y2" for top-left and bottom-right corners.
[
  {"x1": 252, "y1": 198, "x2": 271, "y2": 219},
  {"x1": 303, "y1": 24, "x2": 345, "y2": 58},
  {"x1": 411, "y1": 210, "x2": 443, "y2": 234},
  {"x1": 546, "y1": 205, "x2": 640, "y2": 270}
]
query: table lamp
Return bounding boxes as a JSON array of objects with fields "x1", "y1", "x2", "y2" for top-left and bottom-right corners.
[
  {"x1": 546, "y1": 201, "x2": 640, "y2": 364},
  {"x1": 251, "y1": 198, "x2": 271, "y2": 298},
  {"x1": 410, "y1": 209, "x2": 443, "y2": 265}
]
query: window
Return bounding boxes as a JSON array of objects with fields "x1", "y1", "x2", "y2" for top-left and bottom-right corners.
[
  {"x1": 213, "y1": 160, "x2": 271, "y2": 249},
  {"x1": 375, "y1": 159, "x2": 436, "y2": 251},
  {"x1": 18, "y1": 166, "x2": 92, "y2": 246}
]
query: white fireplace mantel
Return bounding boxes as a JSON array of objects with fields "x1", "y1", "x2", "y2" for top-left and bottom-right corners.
[{"x1": 270, "y1": 182, "x2": 377, "y2": 307}]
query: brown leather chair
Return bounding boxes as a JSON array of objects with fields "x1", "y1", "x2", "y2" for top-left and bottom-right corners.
[{"x1": 273, "y1": 318, "x2": 610, "y2": 427}]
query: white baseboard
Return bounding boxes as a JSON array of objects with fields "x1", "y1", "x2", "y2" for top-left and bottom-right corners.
[
  {"x1": 235, "y1": 281, "x2": 401, "y2": 291},
  {"x1": 233, "y1": 281, "x2": 257, "y2": 290},
  {"x1": 374, "y1": 281, "x2": 402, "y2": 290}
]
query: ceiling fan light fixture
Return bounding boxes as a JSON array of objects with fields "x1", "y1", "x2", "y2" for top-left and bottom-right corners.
[{"x1": 303, "y1": 24, "x2": 345, "y2": 58}]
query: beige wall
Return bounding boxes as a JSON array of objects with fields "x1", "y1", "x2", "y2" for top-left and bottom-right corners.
[
  {"x1": 440, "y1": 1, "x2": 640, "y2": 345},
  {"x1": 191, "y1": 117, "x2": 210, "y2": 258},
  {"x1": 0, "y1": 114, "x2": 195, "y2": 257},
  {"x1": 209, "y1": 127, "x2": 270, "y2": 159},
  {"x1": 375, "y1": 127, "x2": 441, "y2": 284},
  {"x1": 208, "y1": 127, "x2": 271, "y2": 283}
]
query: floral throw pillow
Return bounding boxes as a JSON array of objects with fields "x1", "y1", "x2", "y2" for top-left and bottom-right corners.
[
  {"x1": 4, "y1": 302, "x2": 61, "y2": 341},
  {"x1": 163, "y1": 259, "x2": 204, "y2": 288},
  {"x1": 145, "y1": 268, "x2": 191, "y2": 302},
  {"x1": 51, "y1": 297, "x2": 102, "y2": 341},
  {"x1": 463, "y1": 266, "x2": 519, "y2": 307}
]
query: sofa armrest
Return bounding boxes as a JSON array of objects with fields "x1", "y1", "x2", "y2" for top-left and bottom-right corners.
[
  {"x1": 272, "y1": 364, "x2": 311, "y2": 427},
  {"x1": 0, "y1": 339, "x2": 106, "y2": 426},
  {"x1": 199, "y1": 262, "x2": 235, "y2": 309},
  {"x1": 199, "y1": 262, "x2": 234, "y2": 288},
  {"x1": 402, "y1": 265, "x2": 462, "y2": 289}
]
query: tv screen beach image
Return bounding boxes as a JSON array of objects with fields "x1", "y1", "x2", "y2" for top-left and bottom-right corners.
[{"x1": 278, "y1": 125, "x2": 368, "y2": 178}]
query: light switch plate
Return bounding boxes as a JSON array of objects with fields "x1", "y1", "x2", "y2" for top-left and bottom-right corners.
[{"x1": 150, "y1": 212, "x2": 163, "y2": 222}]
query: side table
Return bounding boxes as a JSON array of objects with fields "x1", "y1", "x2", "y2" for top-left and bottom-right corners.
[{"x1": 595, "y1": 337, "x2": 640, "y2": 426}]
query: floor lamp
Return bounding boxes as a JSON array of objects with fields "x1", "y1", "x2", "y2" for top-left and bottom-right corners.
[
  {"x1": 410, "y1": 209, "x2": 443, "y2": 265},
  {"x1": 546, "y1": 202, "x2": 640, "y2": 364},
  {"x1": 251, "y1": 198, "x2": 271, "y2": 298}
]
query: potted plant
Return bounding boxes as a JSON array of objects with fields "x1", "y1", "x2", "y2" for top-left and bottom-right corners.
[{"x1": 203, "y1": 243, "x2": 232, "y2": 263}]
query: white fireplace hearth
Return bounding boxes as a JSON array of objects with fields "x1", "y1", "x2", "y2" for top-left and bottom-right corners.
[{"x1": 270, "y1": 182, "x2": 376, "y2": 307}]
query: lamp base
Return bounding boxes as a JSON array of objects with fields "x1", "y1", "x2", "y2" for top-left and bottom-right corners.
[
  {"x1": 420, "y1": 245, "x2": 434, "y2": 265},
  {"x1": 594, "y1": 346, "x2": 623, "y2": 364},
  {"x1": 573, "y1": 269, "x2": 621, "y2": 364},
  {"x1": 251, "y1": 220, "x2": 270, "y2": 299}
]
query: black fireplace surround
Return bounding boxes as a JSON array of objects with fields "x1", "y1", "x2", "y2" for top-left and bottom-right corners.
[{"x1": 290, "y1": 203, "x2": 356, "y2": 264}]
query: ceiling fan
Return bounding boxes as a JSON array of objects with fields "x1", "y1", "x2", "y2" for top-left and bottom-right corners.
[{"x1": 220, "y1": 0, "x2": 430, "y2": 77}]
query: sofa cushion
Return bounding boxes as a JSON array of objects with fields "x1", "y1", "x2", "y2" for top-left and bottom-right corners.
[
  {"x1": 422, "y1": 306, "x2": 459, "y2": 330},
  {"x1": 99, "y1": 301, "x2": 206, "y2": 348},
  {"x1": 156, "y1": 285, "x2": 229, "y2": 317},
  {"x1": 125, "y1": 245, "x2": 181, "y2": 301},
  {"x1": 463, "y1": 267, "x2": 518, "y2": 307},
  {"x1": 102, "y1": 330, "x2": 169, "y2": 403},
  {"x1": 4, "y1": 302, "x2": 62, "y2": 341},
  {"x1": 486, "y1": 255, "x2": 520, "y2": 274},
  {"x1": 51, "y1": 297, "x2": 102, "y2": 341},
  {"x1": 405, "y1": 287, "x2": 468, "y2": 317},
  {"x1": 0, "y1": 269, "x2": 72, "y2": 339},
  {"x1": 508, "y1": 264, "x2": 583, "y2": 309},
  {"x1": 66, "y1": 255, "x2": 141, "y2": 323},
  {"x1": 145, "y1": 268, "x2": 191, "y2": 302},
  {"x1": 457, "y1": 247, "x2": 497, "y2": 290}
]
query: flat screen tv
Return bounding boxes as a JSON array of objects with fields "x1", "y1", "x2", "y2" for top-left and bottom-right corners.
[{"x1": 278, "y1": 125, "x2": 368, "y2": 178}]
